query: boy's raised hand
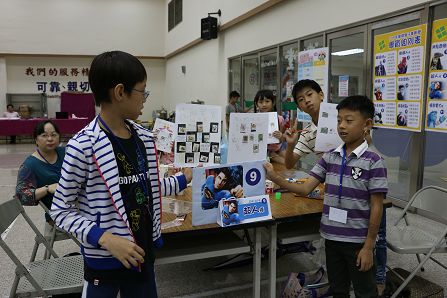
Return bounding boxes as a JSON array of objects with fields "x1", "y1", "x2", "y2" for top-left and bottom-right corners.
[
  {"x1": 263, "y1": 162, "x2": 275, "y2": 178},
  {"x1": 99, "y1": 232, "x2": 145, "y2": 269},
  {"x1": 284, "y1": 119, "x2": 300, "y2": 145}
]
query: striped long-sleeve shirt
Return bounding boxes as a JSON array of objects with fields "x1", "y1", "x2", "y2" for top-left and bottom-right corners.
[
  {"x1": 51, "y1": 116, "x2": 187, "y2": 270},
  {"x1": 309, "y1": 141, "x2": 388, "y2": 243}
]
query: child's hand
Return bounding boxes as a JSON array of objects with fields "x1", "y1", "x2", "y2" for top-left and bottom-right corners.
[
  {"x1": 356, "y1": 247, "x2": 374, "y2": 272},
  {"x1": 263, "y1": 162, "x2": 275, "y2": 178},
  {"x1": 98, "y1": 232, "x2": 145, "y2": 269},
  {"x1": 272, "y1": 130, "x2": 283, "y2": 140},
  {"x1": 182, "y1": 167, "x2": 193, "y2": 184},
  {"x1": 284, "y1": 119, "x2": 300, "y2": 145},
  {"x1": 230, "y1": 185, "x2": 244, "y2": 198}
]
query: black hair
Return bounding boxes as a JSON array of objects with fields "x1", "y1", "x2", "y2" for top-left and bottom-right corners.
[
  {"x1": 229, "y1": 200, "x2": 238, "y2": 213},
  {"x1": 88, "y1": 51, "x2": 147, "y2": 106},
  {"x1": 229, "y1": 91, "x2": 240, "y2": 99},
  {"x1": 291, "y1": 79, "x2": 322, "y2": 104},
  {"x1": 253, "y1": 89, "x2": 276, "y2": 112},
  {"x1": 215, "y1": 167, "x2": 231, "y2": 180},
  {"x1": 336, "y1": 95, "x2": 374, "y2": 120},
  {"x1": 33, "y1": 120, "x2": 60, "y2": 139},
  {"x1": 7, "y1": 104, "x2": 13, "y2": 108}
]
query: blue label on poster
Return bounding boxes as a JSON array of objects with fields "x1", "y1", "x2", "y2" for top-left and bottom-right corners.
[{"x1": 240, "y1": 201, "x2": 269, "y2": 219}]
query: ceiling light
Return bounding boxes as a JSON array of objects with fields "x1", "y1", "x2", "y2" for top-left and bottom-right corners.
[{"x1": 331, "y1": 48, "x2": 364, "y2": 56}]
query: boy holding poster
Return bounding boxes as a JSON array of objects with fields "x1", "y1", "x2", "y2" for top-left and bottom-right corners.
[{"x1": 265, "y1": 96, "x2": 388, "y2": 297}]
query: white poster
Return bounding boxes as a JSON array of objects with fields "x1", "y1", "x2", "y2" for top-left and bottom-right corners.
[
  {"x1": 152, "y1": 118, "x2": 175, "y2": 153},
  {"x1": 297, "y1": 47, "x2": 329, "y2": 122},
  {"x1": 267, "y1": 112, "x2": 280, "y2": 144},
  {"x1": 315, "y1": 103, "x2": 342, "y2": 152},
  {"x1": 228, "y1": 113, "x2": 269, "y2": 163},
  {"x1": 174, "y1": 104, "x2": 221, "y2": 167}
]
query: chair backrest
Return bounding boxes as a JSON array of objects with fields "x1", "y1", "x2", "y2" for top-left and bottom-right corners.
[
  {"x1": 407, "y1": 186, "x2": 447, "y2": 225},
  {"x1": 0, "y1": 199, "x2": 23, "y2": 235}
]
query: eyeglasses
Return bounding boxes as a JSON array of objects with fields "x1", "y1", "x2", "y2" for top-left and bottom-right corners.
[
  {"x1": 38, "y1": 133, "x2": 59, "y2": 139},
  {"x1": 132, "y1": 88, "x2": 150, "y2": 99}
]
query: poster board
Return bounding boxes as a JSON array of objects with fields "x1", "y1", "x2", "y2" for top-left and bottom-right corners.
[
  {"x1": 174, "y1": 104, "x2": 221, "y2": 167},
  {"x1": 152, "y1": 118, "x2": 175, "y2": 153},
  {"x1": 373, "y1": 24, "x2": 427, "y2": 131},
  {"x1": 227, "y1": 113, "x2": 269, "y2": 163},
  {"x1": 191, "y1": 161, "x2": 265, "y2": 226},
  {"x1": 297, "y1": 47, "x2": 329, "y2": 122},
  {"x1": 315, "y1": 103, "x2": 342, "y2": 152},
  {"x1": 426, "y1": 18, "x2": 447, "y2": 132}
]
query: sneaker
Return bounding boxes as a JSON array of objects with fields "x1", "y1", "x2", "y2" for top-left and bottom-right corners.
[{"x1": 297, "y1": 266, "x2": 326, "y2": 287}]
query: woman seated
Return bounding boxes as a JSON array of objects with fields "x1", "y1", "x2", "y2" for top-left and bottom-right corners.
[{"x1": 15, "y1": 120, "x2": 65, "y2": 223}]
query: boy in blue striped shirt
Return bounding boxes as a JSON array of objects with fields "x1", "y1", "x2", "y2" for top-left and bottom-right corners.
[{"x1": 265, "y1": 95, "x2": 387, "y2": 297}]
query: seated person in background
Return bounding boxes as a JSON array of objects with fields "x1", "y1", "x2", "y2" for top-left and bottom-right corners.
[
  {"x1": 3, "y1": 104, "x2": 20, "y2": 144},
  {"x1": 15, "y1": 120, "x2": 64, "y2": 223},
  {"x1": 201, "y1": 167, "x2": 243, "y2": 210}
]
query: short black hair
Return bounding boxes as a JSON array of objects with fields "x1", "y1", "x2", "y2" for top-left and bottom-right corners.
[
  {"x1": 33, "y1": 120, "x2": 60, "y2": 139},
  {"x1": 254, "y1": 89, "x2": 276, "y2": 112},
  {"x1": 229, "y1": 91, "x2": 240, "y2": 99},
  {"x1": 7, "y1": 104, "x2": 13, "y2": 108},
  {"x1": 229, "y1": 200, "x2": 238, "y2": 213},
  {"x1": 88, "y1": 51, "x2": 147, "y2": 106},
  {"x1": 336, "y1": 95, "x2": 374, "y2": 119},
  {"x1": 291, "y1": 79, "x2": 322, "y2": 104},
  {"x1": 215, "y1": 167, "x2": 231, "y2": 180}
]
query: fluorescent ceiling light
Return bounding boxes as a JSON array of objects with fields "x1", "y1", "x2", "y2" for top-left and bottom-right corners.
[{"x1": 331, "y1": 48, "x2": 364, "y2": 56}]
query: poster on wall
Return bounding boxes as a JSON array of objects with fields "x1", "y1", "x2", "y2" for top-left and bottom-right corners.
[
  {"x1": 338, "y1": 75, "x2": 349, "y2": 97},
  {"x1": 373, "y1": 24, "x2": 427, "y2": 131},
  {"x1": 174, "y1": 104, "x2": 221, "y2": 167},
  {"x1": 297, "y1": 47, "x2": 329, "y2": 122},
  {"x1": 191, "y1": 161, "x2": 266, "y2": 226},
  {"x1": 426, "y1": 18, "x2": 447, "y2": 132},
  {"x1": 227, "y1": 113, "x2": 269, "y2": 163}
]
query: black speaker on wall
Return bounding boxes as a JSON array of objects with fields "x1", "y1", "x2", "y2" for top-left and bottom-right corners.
[{"x1": 201, "y1": 16, "x2": 218, "y2": 40}]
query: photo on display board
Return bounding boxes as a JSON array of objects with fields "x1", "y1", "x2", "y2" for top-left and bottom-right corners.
[
  {"x1": 192, "y1": 142, "x2": 200, "y2": 152},
  {"x1": 430, "y1": 51, "x2": 447, "y2": 70},
  {"x1": 375, "y1": 60, "x2": 386, "y2": 76},
  {"x1": 427, "y1": 110, "x2": 447, "y2": 128},
  {"x1": 187, "y1": 132, "x2": 196, "y2": 142},
  {"x1": 210, "y1": 122, "x2": 219, "y2": 133},
  {"x1": 251, "y1": 123, "x2": 257, "y2": 132},
  {"x1": 429, "y1": 80, "x2": 446, "y2": 100},
  {"x1": 221, "y1": 199, "x2": 240, "y2": 226},
  {"x1": 196, "y1": 122, "x2": 203, "y2": 132},
  {"x1": 214, "y1": 153, "x2": 221, "y2": 164},
  {"x1": 186, "y1": 153, "x2": 195, "y2": 164},
  {"x1": 253, "y1": 144, "x2": 259, "y2": 153},
  {"x1": 242, "y1": 135, "x2": 248, "y2": 143},
  {"x1": 178, "y1": 124, "x2": 186, "y2": 135},
  {"x1": 177, "y1": 142, "x2": 186, "y2": 153},
  {"x1": 202, "y1": 133, "x2": 210, "y2": 143},
  {"x1": 200, "y1": 165, "x2": 244, "y2": 210},
  {"x1": 373, "y1": 83, "x2": 384, "y2": 101},
  {"x1": 397, "y1": 111, "x2": 408, "y2": 127},
  {"x1": 240, "y1": 123, "x2": 247, "y2": 133},
  {"x1": 397, "y1": 84, "x2": 409, "y2": 100},
  {"x1": 210, "y1": 142, "x2": 219, "y2": 154},
  {"x1": 199, "y1": 152, "x2": 209, "y2": 163},
  {"x1": 374, "y1": 111, "x2": 383, "y2": 124},
  {"x1": 397, "y1": 56, "x2": 408, "y2": 74}
]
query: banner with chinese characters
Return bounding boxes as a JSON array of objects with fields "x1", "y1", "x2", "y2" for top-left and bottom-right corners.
[
  {"x1": 373, "y1": 24, "x2": 427, "y2": 131},
  {"x1": 426, "y1": 18, "x2": 447, "y2": 132},
  {"x1": 24, "y1": 66, "x2": 90, "y2": 94},
  {"x1": 297, "y1": 47, "x2": 329, "y2": 122},
  {"x1": 217, "y1": 195, "x2": 272, "y2": 227}
]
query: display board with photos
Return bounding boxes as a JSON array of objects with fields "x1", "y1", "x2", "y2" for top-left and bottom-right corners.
[
  {"x1": 217, "y1": 195, "x2": 272, "y2": 227},
  {"x1": 152, "y1": 118, "x2": 176, "y2": 153},
  {"x1": 227, "y1": 113, "x2": 269, "y2": 163},
  {"x1": 373, "y1": 24, "x2": 427, "y2": 131},
  {"x1": 174, "y1": 104, "x2": 222, "y2": 167},
  {"x1": 297, "y1": 47, "x2": 329, "y2": 122},
  {"x1": 426, "y1": 18, "x2": 447, "y2": 133},
  {"x1": 191, "y1": 161, "x2": 265, "y2": 226}
]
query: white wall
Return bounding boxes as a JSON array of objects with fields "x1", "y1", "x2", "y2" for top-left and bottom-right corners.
[
  {"x1": 165, "y1": 0, "x2": 268, "y2": 54},
  {"x1": 165, "y1": 0, "x2": 430, "y2": 124},
  {"x1": 5, "y1": 56, "x2": 165, "y2": 120},
  {"x1": 0, "y1": 0, "x2": 165, "y2": 56},
  {"x1": 0, "y1": 58, "x2": 6, "y2": 112}
]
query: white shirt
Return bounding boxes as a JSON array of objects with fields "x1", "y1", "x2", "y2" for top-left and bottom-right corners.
[{"x1": 3, "y1": 111, "x2": 20, "y2": 118}]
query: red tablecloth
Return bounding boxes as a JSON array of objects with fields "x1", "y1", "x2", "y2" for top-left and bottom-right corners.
[{"x1": 0, "y1": 118, "x2": 90, "y2": 136}]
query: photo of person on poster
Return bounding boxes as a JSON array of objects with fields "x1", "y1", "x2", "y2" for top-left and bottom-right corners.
[
  {"x1": 222, "y1": 199, "x2": 240, "y2": 226},
  {"x1": 201, "y1": 166, "x2": 244, "y2": 210},
  {"x1": 429, "y1": 81, "x2": 444, "y2": 99}
]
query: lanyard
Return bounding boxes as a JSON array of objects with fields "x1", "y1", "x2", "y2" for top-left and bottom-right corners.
[
  {"x1": 338, "y1": 146, "x2": 347, "y2": 206},
  {"x1": 98, "y1": 116, "x2": 150, "y2": 198}
]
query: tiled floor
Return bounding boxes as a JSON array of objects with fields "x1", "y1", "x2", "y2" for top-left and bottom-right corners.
[{"x1": 0, "y1": 143, "x2": 446, "y2": 297}]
